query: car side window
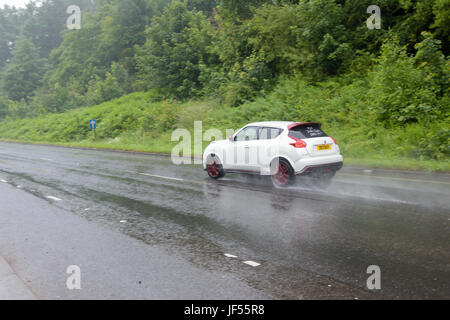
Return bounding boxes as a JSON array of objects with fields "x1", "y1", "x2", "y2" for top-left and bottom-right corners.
[
  {"x1": 259, "y1": 127, "x2": 282, "y2": 140},
  {"x1": 235, "y1": 126, "x2": 259, "y2": 141}
]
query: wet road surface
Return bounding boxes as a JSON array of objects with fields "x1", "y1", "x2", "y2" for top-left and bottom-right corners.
[{"x1": 0, "y1": 142, "x2": 449, "y2": 299}]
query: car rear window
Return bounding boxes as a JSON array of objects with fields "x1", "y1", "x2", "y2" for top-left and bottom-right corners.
[{"x1": 289, "y1": 124, "x2": 328, "y2": 139}]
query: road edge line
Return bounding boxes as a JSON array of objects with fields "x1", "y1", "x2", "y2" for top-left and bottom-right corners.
[{"x1": 0, "y1": 254, "x2": 37, "y2": 300}]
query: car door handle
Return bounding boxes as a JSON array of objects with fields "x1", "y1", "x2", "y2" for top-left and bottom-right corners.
[{"x1": 244, "y1": 145, "x2": 250, "y2": 149}]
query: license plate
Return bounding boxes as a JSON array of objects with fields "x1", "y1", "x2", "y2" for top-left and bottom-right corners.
[{"x1": 317, "y1": 144, "x2": 331, "y2": 151}]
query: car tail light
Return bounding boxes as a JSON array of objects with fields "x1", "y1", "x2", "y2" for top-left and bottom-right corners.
[
  {"x1": 289, "y1": 136, "x2": 307, "y2": 148},
  {"x1": 331, "y1": 137, "x2": 338, "y2": 145}
]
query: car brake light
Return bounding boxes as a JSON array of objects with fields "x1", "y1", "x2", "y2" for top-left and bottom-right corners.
[
  {"x1": 289, "y1": 136, "x2": 307, "y2": 148},
  {"x1": 331, "y1": 137, "x2": 338, "y2": 145}
]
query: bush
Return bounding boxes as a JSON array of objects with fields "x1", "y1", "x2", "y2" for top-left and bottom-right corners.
[
  {"x1": 416, "y1": 126, "x2": 450, "y2": 160},
  {"x1": 368, "y1": 34, "x2": 447, "y2": 125}
]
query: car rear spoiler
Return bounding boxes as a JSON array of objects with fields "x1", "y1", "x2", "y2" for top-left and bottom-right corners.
[{"x1": 288, "y1": 122, "x2": 322, "y2": 130}]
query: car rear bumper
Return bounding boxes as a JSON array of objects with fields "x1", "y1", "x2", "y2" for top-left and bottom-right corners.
[{"x1": 293, "y1": 155, "x2": 343, "y2": 175}]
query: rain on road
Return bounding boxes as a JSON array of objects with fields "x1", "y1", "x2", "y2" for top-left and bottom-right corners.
[{"x1": 0, "y1": 142, "x2": 449, "y2": 299}]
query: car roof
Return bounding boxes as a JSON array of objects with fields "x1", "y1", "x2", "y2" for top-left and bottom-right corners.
[
  {"x1": 246, "y1": 121, "x2": 320, "y2": 129},
  {"x1": 246, "y1": 121, "x2": 294, "y2": 129}
]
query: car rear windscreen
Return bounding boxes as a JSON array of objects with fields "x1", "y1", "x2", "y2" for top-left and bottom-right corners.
[{"x1": 289, "y1": 124, "x2": 328, "y2": 139}]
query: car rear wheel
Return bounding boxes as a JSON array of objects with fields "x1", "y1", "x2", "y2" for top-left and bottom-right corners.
[
  {"x1": 206, "y1": 156, "x2": 225, "y2": 179},
  {"x1": 271, "y1": 159, "x2": 295, "y2": 187}
]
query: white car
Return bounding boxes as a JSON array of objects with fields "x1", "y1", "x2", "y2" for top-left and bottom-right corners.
[{"x1": 203, "y1": 121, "x2": 343, "y2": 187}]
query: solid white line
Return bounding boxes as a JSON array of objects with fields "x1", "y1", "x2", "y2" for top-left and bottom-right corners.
[
  {"x1": 46, "y1": 196, "x2": 62, "y2": 201},
  {"x1": 139, "y1": 173, "x2": 184, "y2": 182},
  {"x1": 243, "y1": 261, "x2": 261, "y2": 267}
]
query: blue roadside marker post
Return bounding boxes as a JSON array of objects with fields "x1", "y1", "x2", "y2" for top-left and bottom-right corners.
[{"x1": 89, "y1": 119, "x2": 97, "y2": 140}]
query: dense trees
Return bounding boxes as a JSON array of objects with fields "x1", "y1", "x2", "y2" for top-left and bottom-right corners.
[
  {"x1": 0, "y1": 0, "x2": 447, "y2": 127},
  {"x1": 3, "y1": 37, "x2": 47, "y2": 101},
  {"x1": 135, "y1": 1, "x2": 213, "y2": 98},
  {"x1": 369, "y1": 33, "x2": 448, "y2": 125},
  {"x1": 0, "y1": 5, "x2": 30, "y2": 70}
]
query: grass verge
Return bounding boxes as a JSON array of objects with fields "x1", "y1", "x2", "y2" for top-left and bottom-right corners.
[{"x1": 0, "y1": 89, "x2": 448, "y2": 173}]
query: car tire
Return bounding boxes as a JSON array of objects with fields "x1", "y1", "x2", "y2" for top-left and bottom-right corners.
[
  {"x1": 271, "y1": 158, "x2": 295, "y2": 187},
  {"x1": 206, "y1": 155, "x2": 225, "y2": 180}
]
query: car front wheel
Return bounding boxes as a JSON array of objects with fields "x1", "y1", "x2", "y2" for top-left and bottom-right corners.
[{"x1": 206, "y1": 156, "x2": 225, "y2": 179}]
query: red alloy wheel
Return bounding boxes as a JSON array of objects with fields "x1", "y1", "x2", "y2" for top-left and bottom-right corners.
[
  {"x1": 207, "y1": 161, "x2": 220, "y2": 178},
  {"x1": 273, "y1": 162, "x2": 291, "y2": 186}
]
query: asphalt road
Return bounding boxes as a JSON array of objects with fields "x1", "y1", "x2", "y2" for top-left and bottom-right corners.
[{"x1": 0, "y1": 141, "x2": 449, "y2": 299}]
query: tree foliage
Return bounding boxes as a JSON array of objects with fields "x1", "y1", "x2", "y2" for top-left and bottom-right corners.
[
  {"x1": 369, "y1": 33, "x2": 448, "y2": 125},
  {"x1": 3, "y1": 37, "x2": 47, "y2": 101},
  {"x1": 0, "y1": 0, "x2": 446, "y2": 136},
  {"x1": 135, "y1": 0, "x2": 213, "y2": 98}
]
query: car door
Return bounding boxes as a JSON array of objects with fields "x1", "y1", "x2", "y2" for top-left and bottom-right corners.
[
  {"x1": 257, "y1": 127, "x2": 283, "y2": 174},
  {"x1": 231, "y1": 126, "x2": 260, "y2": 172}
]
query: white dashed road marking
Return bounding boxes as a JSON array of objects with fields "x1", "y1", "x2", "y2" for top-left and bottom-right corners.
[
  {"x1": 139, "y1": 173, "x2": 184, "y2": 182},
  {"x1": 0, "y1": 179, "x2": 8, "y2": 183},
  {"x1": 243, "y1": 261, "x2": 261, "y2": 267},
  {"x1": 224, "y1": 254, "x2": 238, "y2": 258},
  {"x1": 46, "y1": 196, "x2": 62, "y2": 201}
]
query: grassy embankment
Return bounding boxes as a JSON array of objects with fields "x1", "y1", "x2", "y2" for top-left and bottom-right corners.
[{"x1": 0, "y1": 80, "x2": 448, "y2": 172}]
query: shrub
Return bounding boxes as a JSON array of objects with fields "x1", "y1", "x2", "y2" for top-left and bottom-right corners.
[{"x1": 368, "y1": 34, "x2": 447, "y2": 125}]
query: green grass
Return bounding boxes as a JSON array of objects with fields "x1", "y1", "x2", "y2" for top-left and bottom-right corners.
[
  {"x1": 0, "y1": 84, "x2": 448, "y2": 173},
  {"x1": 343, "y1": 157, "x2": 450, "y2": 172}
]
